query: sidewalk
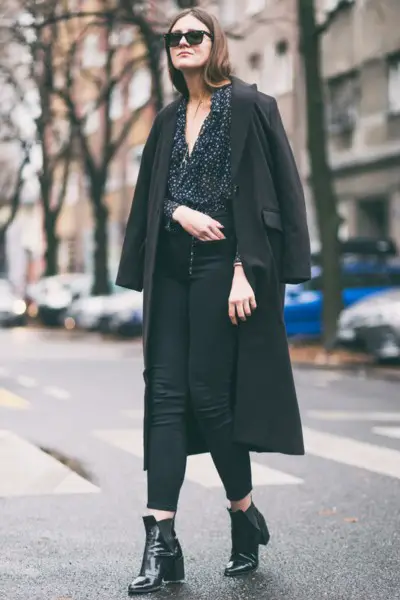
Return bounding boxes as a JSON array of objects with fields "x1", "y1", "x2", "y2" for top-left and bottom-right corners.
[{"x1": 289, "y1": 342, "x2": 400, "y2": 382}]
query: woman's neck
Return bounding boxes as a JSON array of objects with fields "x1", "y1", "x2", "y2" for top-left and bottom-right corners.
[{"x1": 184, "y1": 71, "x2": 209, "y2": 103}]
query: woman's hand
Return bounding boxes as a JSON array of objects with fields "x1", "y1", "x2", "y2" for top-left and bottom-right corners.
[
  {"x1": 229, "y1": 266, "x2": 257, "y2": 326},
  {"x1": 172, "y1": 206, "x2": 226, "y2": 241}
]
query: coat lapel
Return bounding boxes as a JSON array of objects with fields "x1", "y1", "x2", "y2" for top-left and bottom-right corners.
[{"x1": 230, "y1": 76, "x2": 257, "y2": 181}]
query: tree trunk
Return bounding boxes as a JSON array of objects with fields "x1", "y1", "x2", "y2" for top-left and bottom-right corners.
[
  {"x1": 92, "y1": 194, "x2": 110, "y2": 296},
  {"x1": 297, "y1": 0, "x2": 342, "y2": 349},
  {"x1": 43, "y1": 211, "x2": 59, "y2": 276}
]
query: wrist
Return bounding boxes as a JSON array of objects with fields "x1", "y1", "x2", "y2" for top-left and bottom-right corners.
[
  {"x1": 172, "y1": 205, "x2": 188, "y2": 223},
  {"x1": 233, "y1": 263, "x2": 245, "y2": 275}
]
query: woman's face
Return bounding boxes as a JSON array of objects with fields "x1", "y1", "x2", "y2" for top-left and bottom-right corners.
[{"x1": 169, "y1": 15, "x2": 212, "y2": 73}]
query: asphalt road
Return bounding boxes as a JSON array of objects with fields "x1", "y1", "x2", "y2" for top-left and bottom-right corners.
[{"x1": 1, "y1": 327, "x2": 399, "y2": 600}]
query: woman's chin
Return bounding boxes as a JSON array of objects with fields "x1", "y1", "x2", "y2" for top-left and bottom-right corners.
[{"x1": 175, "y1": 58, "x2": 202, "y2": 71}]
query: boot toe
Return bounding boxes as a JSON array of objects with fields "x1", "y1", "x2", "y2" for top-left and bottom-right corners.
[
  {"x1": 128, "y1": 575, "x2": 161, "y2": 595},
  {"x1": 224, "y1": 553, "x2": 258, "y2": 577}
]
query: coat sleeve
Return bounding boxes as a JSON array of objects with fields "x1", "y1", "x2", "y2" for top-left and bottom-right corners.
[
  {"x1": 115, "y1": 116, "x2": 160, "y2": 291},
  {"x1": 266, "y1": 97, "x2": 311, "y2": 284}
]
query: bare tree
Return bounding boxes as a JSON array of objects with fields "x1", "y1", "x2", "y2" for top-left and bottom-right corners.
[
  {"x1": 296, "y1": 0, "x2": 346, "y2": 348},
  {"x1": 1, "y1": 0, "x2": 75, "y2": 277},
  {"x1": 32, "y1": 0, "x2": 166, "y2": 294}
]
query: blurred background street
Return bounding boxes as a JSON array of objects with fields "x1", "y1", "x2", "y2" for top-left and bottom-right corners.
[{"x1": 1, "y1": 0, "x2": 400, "y2": 598}]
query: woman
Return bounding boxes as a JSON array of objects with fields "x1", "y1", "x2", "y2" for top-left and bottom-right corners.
[{"x1": 116, "y1": 7, "x2": 311, "y2": 596}]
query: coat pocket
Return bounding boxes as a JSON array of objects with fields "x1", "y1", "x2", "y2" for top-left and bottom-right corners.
[{"x1": 262, "y1": 209, "x2": 283, "y2": 232}]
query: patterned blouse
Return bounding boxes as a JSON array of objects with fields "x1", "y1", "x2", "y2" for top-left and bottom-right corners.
[{"x1": 163, "y1": 83, "x2": 241, "y2": 263}]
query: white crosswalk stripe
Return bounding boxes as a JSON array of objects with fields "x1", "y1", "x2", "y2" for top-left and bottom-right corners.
[
  {"x1": 303, "y1": 427, "x2": 400, "y2": 480},
  {"x1": 117, "y1": 409, "x2": 400, "y2": 483},
  {"x1": 92, "y1": 428, "x2": 303, "y2": 488},
  {"x1": 372, "y1": 427, "x2": 400, "y2": 440},
  {"x1": 0, "y1": 430, "x2": 99, "y2": 497},
  {"x1": 16, "y1": 376, "x2": 38, "y2": 389}
]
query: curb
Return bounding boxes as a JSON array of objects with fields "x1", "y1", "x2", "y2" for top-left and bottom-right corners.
[{"x1": 291, "y1": 360, "x2": 400, "y2": 383}]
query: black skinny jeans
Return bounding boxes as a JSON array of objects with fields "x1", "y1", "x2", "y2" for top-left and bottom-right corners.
[{"x1": 147, "y1": 211, "x2": 253, "y2": 511}]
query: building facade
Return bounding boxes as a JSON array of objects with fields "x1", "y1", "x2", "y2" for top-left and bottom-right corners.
[
  {"x1": 212, "y1": 0, "x2": 400, "y2": 250},
  {"x1": 321, "y1": 0, "x2": 400, "y2": 248}
]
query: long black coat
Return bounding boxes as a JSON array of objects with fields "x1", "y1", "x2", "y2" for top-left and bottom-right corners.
[{"x1": 116, "y1": 76, "x2": 311, "y2": 469}]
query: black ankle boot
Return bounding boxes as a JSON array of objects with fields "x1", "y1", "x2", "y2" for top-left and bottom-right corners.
[
  {"x1": 128, "y1": 516, "x2": 185, "y2": 595},
  {"x1": 224, "y1": 502, "x2": 270, "y2": 577}
]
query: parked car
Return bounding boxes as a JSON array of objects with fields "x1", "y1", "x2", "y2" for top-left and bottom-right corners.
[
  {"x1": 310, "y1": 236, "x2": 397, "y2": 266},
  {"x1": 284, "y1": 262, "x2": 400, "y2": 338},
  {"x1": 29, "y1": 274, "x2": 91, "y2": 326},
  {"x1": 63, "y1": 285, "x2": 137, "y2": 332},
  {"x1": 336, "y1": 289, "x2": 400, "y2": 363},
  {"x1": 0, "y1": 279, "x2": 27, "y2": 327},
  {"x1": 106, "y1": 299, "x2": 143, "y2": 338},
  {"x1": 98, "y1": 290, "x2": 143, "y2": 335}
]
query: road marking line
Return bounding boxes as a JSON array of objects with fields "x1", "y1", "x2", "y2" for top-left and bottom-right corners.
[
  {"x1": 372, "y1": 427, "x2": 400, "y2": 440},
  {"x1": 0, "y1": 388, "x2": 30, "y2": 410},
  {"x1": 43, "y1": 387, "x2": 70, "y2": 400},
  {"x1": 307, "y1": 411, "x2": 400, "y2": 422},
  {"x1": 0, "y1": 430, "x2": 99, "y2": 497},
  {"x1": 303, "y1": 427, "x2": 400, "y2": 480},
  {"x1": 16, "y1": 376, "x2": 38, "y2": 388},
  {"x1": 92, "y1": 428, "x2": 303, "y2": 488}
]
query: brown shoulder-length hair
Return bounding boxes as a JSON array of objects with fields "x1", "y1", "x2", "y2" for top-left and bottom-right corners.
[{"x1": 165, "y1": 8, "x2": 232, "y2": 98}]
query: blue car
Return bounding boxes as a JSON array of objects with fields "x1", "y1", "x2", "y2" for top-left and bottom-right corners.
[{"x1": 284, "y1": 261, "x2": 400, "y2": 338}]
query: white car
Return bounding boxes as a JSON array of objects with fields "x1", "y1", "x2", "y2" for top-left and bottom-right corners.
[
  {"x1": 64, "y1": 289, "x2": 142, "y2": 332},
  {"x1": 337, "y1": 289, "x2": 400, "y2": 362},
  {"x1": 0, "y1": 280, "x2": 27, "y2": 327}
]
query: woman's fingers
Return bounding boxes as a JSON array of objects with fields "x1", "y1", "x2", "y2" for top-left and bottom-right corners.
[
  {"x1": 243, "y1": 299, "x2": 252, "y2": 317},
  {"x1": 228, "y1": 301, "x2": 237, "y2": 326},
  {"x1": 196, "y1": 225, "x2": 225, "y2": 241},
  {"x1": 236, "y1": 301, "x2": 246, "y2": 321},
  {"x1": 211, "y1": 221, "x2": 225, "y2": 239},
  {"x1": 229, "y1": 297, "x2": 256, "y2": 324}
]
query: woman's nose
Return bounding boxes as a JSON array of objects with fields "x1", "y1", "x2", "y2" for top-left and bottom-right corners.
[{"x1": 178, "y1": 36, "x2": 189, "y2": 47}]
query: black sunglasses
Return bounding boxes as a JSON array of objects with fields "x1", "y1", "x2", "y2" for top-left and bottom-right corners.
[{"x1": 164, "y1": 30, "x2": 213, "y2": 48}]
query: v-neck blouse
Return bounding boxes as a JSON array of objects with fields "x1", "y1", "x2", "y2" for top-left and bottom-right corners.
[{"x1": 163, "y1": 84, "x2": 234, "y2": 231}]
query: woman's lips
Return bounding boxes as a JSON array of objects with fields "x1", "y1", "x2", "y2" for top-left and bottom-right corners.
[{"x1": 178, "y1": 51, "x2": 192, "y2": 57}]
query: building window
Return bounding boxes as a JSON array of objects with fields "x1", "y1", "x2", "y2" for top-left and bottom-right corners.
[
  {"x1": 263, "y1": 39, "x2": 293, "y2": 96},
  {"x1": 110, "y1": 86, "x2": 123, "y2": 120},
  {"x1": 326, "y1": 72, "x2": 359, "y2": 134},
  {"x1": 82, "y1": 33, "x2": 105, "y2": 68},
  {"x1": 388, "y1": 55, "x2": 400, "y2": 115},
  {"x1": 246, "y1": 0, "x2": 266, "y2": 16},
  {"x1": 128, "y1": 68, "x2": 152, "y2": 111}
]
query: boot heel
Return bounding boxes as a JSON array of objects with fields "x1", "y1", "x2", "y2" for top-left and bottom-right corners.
[
  {"x1": 257, "y1": 511, "x2": 270, "y2": 545},
  {"x1": 164, "y1": 555, "x2": 185, "y2": 583}
]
